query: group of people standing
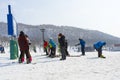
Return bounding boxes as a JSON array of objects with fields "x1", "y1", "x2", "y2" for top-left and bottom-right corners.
[
  {"x1": 17, "y1": 31, "x2": 106, "y2": 64},
  {"x1": 43, "y1": 33, "x2": 106, "y2": 60},
  {"x1": 44, "y1": 38, "x2": 56, "y2": 58},
  {"x1": 43, "y1": 33, "x2": 70, "y2": 60}
]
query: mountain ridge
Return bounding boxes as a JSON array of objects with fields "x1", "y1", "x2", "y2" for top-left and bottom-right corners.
[{"x1": 0, "y1": 22, "x2": 120, "y2": 47}]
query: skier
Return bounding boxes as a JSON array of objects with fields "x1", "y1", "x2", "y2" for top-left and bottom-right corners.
[
  {"x1": 65, "y1": 40, "x2": 70, "y2": 56},
  {"x1": 58, "y1": 33, "x2": 66, "y2": 60},
  {"x1": 75, "y1": 38, "x2": 86, "y2": 55},
  {"x1": 93, "y1": 41, "x2": 106, "y2": 58},
  {"x1": 18, "y1": 31, "x2": 32, "y2": 64},
  {"x1": 43, "y1": 40, "x2": 49, "y2": 55},
  {"x1": 48, "y1": 38, "x2": 56, "y2": 58}
]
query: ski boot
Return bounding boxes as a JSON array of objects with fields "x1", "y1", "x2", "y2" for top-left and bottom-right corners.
[
  {"x1": 26, "y1": 57, "x2": 32, "y2": 64},
  {"x1": 100, "y1": 55, "x2": 106, "y2": 58},
  {"x1": 19, "y1": 58, "x2": 24, "y2": 63}
]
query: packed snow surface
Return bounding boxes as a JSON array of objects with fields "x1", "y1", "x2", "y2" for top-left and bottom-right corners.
[{"x1": 0, "y1": 50, "x2": 120, "y2": 80}]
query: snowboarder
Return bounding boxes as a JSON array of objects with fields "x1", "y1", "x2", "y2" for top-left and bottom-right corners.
[
  {"x1": 18, "y1": 31, "x2": 32, "y2": 64},
  {"x1": 65, "y1": 40, "x2": 70, "y2": 56},
  {"x1": 44, "y1": 40, "x2": 49, "y2": 55},
  {"x1": 93, "y1": 41, "x2": 106, "y2": 58},
  {"x1": 48, "y1": 38, "x2": 56, "y2": 58},
  {"x1": 58, "y1": 33, "x2": 66, "y2": 60},
  {"x1": 75, "y1": 38, "x2": 86, "y2": 55}
]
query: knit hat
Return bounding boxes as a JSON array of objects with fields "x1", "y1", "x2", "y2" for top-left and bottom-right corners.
[
  {"x1": 58, "y1": 33, "x2": 62, "y2": 36},
  {"x1": 20, "y1": 31, "x2": 24, "y2": 34},
  {"x1": 20, "y1": 31, "x2": 24, "y2": 36}
]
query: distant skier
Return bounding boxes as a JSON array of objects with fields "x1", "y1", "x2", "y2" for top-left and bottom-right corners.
[
  {"x1": 0, "y1": 45, "x2": 5, "y2": 53},
  {"x1": 44, "y1": 40, "x2": 49, "y2": 55},
  {"x1": 75, "y1": 38, "x2": 86, "y2": 55},
  {"x1": 48, "y1": 38, "x2": 56, "y2": 58},
  {"x1": 58, "y1": 33, "x2": 66, "y2": 60},
  {"x1": 18, "y1": 31, "x2": 32, "y2": 64},
  {"x1": 93, "y1": 41, "x2": 106, "y2": 58}
]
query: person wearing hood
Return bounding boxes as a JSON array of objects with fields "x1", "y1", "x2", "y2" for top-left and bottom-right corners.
[
  {"x1": 18, "y1": 31, "x2": 32, "y2": 64},
  {"x1": 93, "y1": 41, "x2": 106, "y2": 58},
  {"x1": 58, "y1": 33, "x2": 66, "y2": 60}
]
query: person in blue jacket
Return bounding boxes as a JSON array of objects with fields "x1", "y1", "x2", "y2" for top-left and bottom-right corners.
[
  {"x1": 48, "y1": 38, "x2": 56, "y2": 58},
  {"x1": 76, "y1": 38, "x2": 86, "y2": 55},
  {"x1": 93, "y1": 41, "x2": 106, "y2": 58}
]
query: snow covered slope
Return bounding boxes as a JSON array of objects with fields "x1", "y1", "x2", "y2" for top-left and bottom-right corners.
[{"x1": 0, "y1": 50, "x2": 120, "y2": 80}]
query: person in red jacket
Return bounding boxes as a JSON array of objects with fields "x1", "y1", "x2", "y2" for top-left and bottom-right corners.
[
  {"x1": 18, "y1": 31, "x2": 32, "y2": 64},
  {"x1": 44, "y1": 40, "x2": 49, "y2": 55}
]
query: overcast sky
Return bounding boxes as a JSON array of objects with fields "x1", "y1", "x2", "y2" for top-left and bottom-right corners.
[{"x1": 1, "y1": 0, "x2": 120, "y2": 37}]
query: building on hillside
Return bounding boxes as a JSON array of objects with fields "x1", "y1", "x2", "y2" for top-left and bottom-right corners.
[
  {"x1": 71, "y1": 46, "x2": 95, "y2": 52},
  {"x1": 109, "y1": 44, "x2": 120, "y2": 51}
]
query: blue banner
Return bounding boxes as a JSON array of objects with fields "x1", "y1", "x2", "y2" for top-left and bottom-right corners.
[
  {"x1": 7, "y1": 14, "x2": 14, "y2": 35},
  {"x1": 7, "y1": 5, "x2": 14, "y2": 36}
]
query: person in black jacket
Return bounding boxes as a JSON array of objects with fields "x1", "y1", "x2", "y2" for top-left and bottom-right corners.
[{"x1": 58, "y1": 33, "x2": 66, "y2": 60}]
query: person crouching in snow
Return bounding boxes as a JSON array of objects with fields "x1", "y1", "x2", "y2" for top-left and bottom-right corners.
[
  {"x1": 93, "y1": 41, "x2": 106, "y2": 58},
  {"x1": 48, "y1": 38, "x2": 56, "y2": 58},
  {"x1": 18, "y1": 31, "x2": 32, "y2": 64}
]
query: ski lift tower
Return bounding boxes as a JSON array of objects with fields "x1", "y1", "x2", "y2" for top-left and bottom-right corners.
[{"x1": 40, "y1": 28, "x2": 45, "y2": 51}]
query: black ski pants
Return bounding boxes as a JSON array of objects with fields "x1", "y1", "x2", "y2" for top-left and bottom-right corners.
[{"x1": 60, "y1": 46, "x2": 66, "y2": 59}]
